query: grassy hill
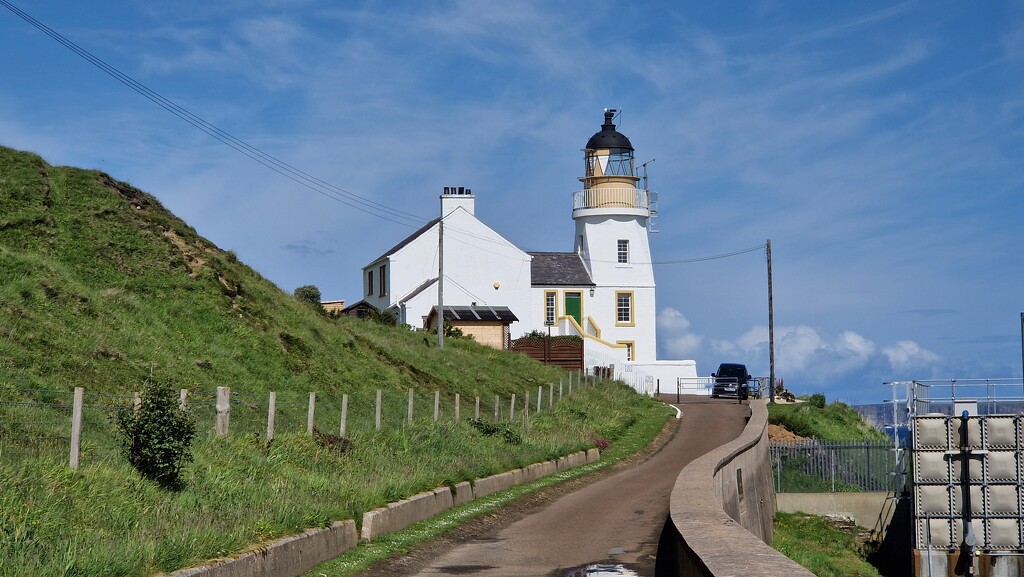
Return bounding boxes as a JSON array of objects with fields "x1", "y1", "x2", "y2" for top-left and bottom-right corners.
[
  {"x1": 0, "y1": 145, "x2": 671, "y2": 576},
  {"x1": 0, "y1": 144, "x2": 561, "y2": 395}
]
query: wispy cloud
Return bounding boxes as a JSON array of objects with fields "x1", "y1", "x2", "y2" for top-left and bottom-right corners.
[{"x1": 282, "y1": 240, "x2": 335, "y2": 257}]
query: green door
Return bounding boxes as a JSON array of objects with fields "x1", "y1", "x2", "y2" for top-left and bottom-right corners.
[{"x1": 564, "y1": 292, "x2": 582, "y2": 327}]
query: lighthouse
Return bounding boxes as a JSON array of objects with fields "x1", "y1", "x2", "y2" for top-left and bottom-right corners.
[{"x1": 571, "y1": 109, "x2": 657, "y2": 362}]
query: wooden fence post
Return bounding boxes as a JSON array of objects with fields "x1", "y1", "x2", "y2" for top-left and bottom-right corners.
[
  {"x1": 216, "y1": 386, "x2": 230, "y2": 437},
  {"x1": 179, "y1": 389, "x2": 188, "y2": 411},
  {"x1": 536, "y1": 386, "x2": 542, "y2": 412},
  {"x1": 307, "y1": 392, "x2": 316, "y2": 435},
  {"x1": 408, "y1": 388, "x2": 414, "y2": 423},
  {"x1": 509, "y1": 394, "x2": 516, "y2": 420},
  {"x1": 69, "y1": 387, "x2": 83, "y2": 469},
  {"x1": 455, "y1": 393, "x2": 460, "y2": 421},
  {"x1": 549, "y1": 383, "x2": 554, "y2": 407},
  {"x1": 266, "y1": 391, "x2": 276, "y2": 444},
  {"x1": 494, "y1": 394, "x2": 500, "y2": 419},
  {"x1": 433, "y1": 390, "x2": 440, "y2": 422},
  {"x1": 475, "y1": 396, "x2": 480, "y2": 419},
  {"x1": 375, "y1": 390, "x2": 382, "y2": 431},
  {"x1": 559, "y1": 378, "x2": 563, "y2": 400},
  {"x1": 133, "y1": 391, "x2": 142, "y2": 415},
  {"x1": 340, "y1": 394, "x2": 348, "y2": 437}
]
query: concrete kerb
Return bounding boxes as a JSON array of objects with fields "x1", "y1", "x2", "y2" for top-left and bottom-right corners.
[
  {"x1": 167, "y1": 520, "x2": 358, "y2": 577},
  {"x1": 362, "y1": 450, "x2": 599, "y2": 542},
  {"x1": 452, "y1": 481, "x2": 473, "y2": 506},
  {"x1": 172, "y1": 449, "x2": 600, "y2": 577}
]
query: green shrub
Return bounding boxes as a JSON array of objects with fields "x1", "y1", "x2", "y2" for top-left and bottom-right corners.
[
  {"x1": 808, "y1": 393, "x2": 826, "y2": 409},
  {"x1": 114, "y1": 381, "x2": 197, "y2": 490},
  {"x1": 293, "y1": 285, "x2": 322, "y2": 308}
]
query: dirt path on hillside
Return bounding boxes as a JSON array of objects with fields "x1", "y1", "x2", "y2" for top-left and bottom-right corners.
[{"x1": 349, "y1": 395, "x2": 748, "y2": 577}]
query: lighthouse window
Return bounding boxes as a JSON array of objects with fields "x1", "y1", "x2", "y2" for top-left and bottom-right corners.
[
  {"x1": 617, "y1": 240, "x2": 629, "y2": 263},
  {"x1": 606, "y1": 149, "x2": 635, "y2": 177}
]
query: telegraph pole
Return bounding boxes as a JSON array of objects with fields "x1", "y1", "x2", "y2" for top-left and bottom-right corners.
[
  {"x1": 437, "y1": 198, "x2": 445, "y2": 349},
  {"x1": 767, "y1": 239, "x2": 776, "y2": 403}
]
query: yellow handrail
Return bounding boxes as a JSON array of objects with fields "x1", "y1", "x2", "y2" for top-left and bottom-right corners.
[{"x1": 559, "y1": 315, "x2": 627, "y2": 350}]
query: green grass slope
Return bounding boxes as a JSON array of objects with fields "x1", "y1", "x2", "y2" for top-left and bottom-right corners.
[
  {"x1": 768, "y1": 400, "x2": 888, "y2": 442},
  {"x1": 0, "y1": 145, "x2": 672, "y2": 576},
  {"x1": 0, "y1": 145, "x2": 560, "y2": 396}
]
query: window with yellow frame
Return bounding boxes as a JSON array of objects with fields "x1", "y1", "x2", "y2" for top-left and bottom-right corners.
[
  {"x1": 617, "y1": 340, "x2": 635, "y2": 361},
  {"x1": 544, "y1": 290, "x2": 557, "y2": 325},
  {"x1": 615, "y1": 291, "x2": 634, "y2": 326}
]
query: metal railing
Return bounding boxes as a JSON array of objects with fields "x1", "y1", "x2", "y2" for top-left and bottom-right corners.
[
  {"x1": 676, "y1": 377, "x2": 713, "y2": 396},
  {"x1": 572, "y1": 188, "x2": 650, "y2": 211},
  {"x1": 886, "y1": 378, "x2": 1024, "y2": 422},
  {"x1": 771, "y1": 439, "x2": 901, "y2": 493}
]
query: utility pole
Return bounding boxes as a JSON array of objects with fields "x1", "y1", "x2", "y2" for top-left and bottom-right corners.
[
  {"x1": 767, "y1": 239, "x2": 776, "y2": 404},
  {"x1": 437, "y1": 199, "x2": 444, "y2": 349}
]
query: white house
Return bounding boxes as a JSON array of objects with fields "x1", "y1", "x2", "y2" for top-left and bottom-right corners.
[
  {"x1": 355, "y1": 186, "x2": 533, "y2": 338},
  {"x1": 351, "y1": 111, "x2": 698, "y2": 391}
]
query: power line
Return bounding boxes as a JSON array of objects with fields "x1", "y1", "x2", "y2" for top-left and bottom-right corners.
[
  {"x1": 0, "y1": 0, "x2": 427, "y2": 228},
  {"x1": 651, "y1": 243, "x2": 767, "y2": 265},
  {"x1": 1, "y1": 1, "x2": 770, "y2": 272}
]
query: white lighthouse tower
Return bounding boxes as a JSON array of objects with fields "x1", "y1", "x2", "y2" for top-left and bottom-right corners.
[{"x1": 572, "y1": 110, "x2": 658, "y2": 362}]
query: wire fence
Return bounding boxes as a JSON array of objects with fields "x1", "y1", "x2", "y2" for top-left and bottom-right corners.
[
  {"x1": 771, "y1": 439, "x2": 903, "y2": 493},
  {"x1": 1, "y1": 372, "x2": 599, "y2": 469}
]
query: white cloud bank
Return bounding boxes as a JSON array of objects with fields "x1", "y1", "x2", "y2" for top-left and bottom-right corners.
[{"x1": 657, "y1": 307, "x2": 941, "y2": 397}]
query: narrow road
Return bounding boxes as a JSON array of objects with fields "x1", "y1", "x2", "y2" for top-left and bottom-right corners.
[{"x1": 356, "y1": 396, "x2": 748, "y2": 577}]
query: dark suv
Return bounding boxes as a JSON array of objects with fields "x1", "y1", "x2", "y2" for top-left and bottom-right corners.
[{"x1": 710, "y1": 363, "x2": 751, "y2": 399}]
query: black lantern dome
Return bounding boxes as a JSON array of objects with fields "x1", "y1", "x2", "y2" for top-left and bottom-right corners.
[{"x1": 585, "y1": 109, "x2": 633, "y2": 151}]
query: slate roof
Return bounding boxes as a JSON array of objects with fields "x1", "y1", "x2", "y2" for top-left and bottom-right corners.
[
  {"x1": 368, "y1": 217, "x2": 441, "y2": 265},
  {"x1": 527, "y1": 252, "x2": 594, "y2": 286},
  {"x1": 398, "y1": 277, "x2": 437, "y2": 304},
  {"x1": 432, "y1": 305, "x2": 519, "y2": 323}
]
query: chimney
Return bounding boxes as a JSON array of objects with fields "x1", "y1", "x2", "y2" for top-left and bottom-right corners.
[{"x1": 440, "y1": 186, "x2": 475, "y2": 216}]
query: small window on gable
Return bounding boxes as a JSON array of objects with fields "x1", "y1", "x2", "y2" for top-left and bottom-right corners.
[
  {"x1": 617, "y1": 239, "x2": 629, "y2": 264},
  {"x1": 367, "y1": 270, "x2": 374, "y2": 296}
]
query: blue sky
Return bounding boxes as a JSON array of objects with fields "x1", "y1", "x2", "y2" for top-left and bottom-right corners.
[{"x1": 2, "y1": 1, "x2": 1022, "y2": 404}]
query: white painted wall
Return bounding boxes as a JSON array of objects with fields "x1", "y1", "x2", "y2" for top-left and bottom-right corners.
[
  {"x1": 364, "y1": 206, "x2": 533, "y2": 335},
  {"x1": 574, "y1": 215, "x2": 655, "y2": 287}
]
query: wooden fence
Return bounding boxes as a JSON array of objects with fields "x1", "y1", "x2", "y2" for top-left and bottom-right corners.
[
  {"x1": 509, "y1": 335, "x2": 584, "y2": 372},
  {"x1": 1, "y1": 372, "x2": 605, "y2": 469}
]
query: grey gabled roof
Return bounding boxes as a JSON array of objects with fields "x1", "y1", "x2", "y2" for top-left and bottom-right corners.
[
  {"x1": 368, "y1": 217, "x2": 441, "y2": 266},
  {"x1": 527, "y1": 252, "x2": 594, "y2": 286}
]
